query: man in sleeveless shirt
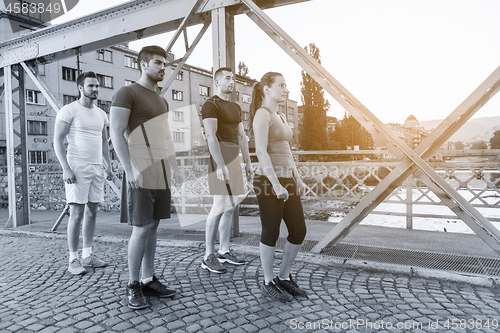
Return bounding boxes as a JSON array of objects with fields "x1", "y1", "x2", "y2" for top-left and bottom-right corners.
[
  {"x1": 110, "y1": 46, "x2": 183, "y2": 309},
  {"x1": 54, "y1": 71, "x2": 114, "y2": 276},
  {"x1": 200, "y1": 67, "x2": 252, "y2": 273}
]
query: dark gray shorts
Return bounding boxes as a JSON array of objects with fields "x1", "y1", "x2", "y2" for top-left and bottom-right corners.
[
  {"x1": 128, "y1": 159, "x2": 172, "y2": 226},
  {"x1": 128, "y1": 188, "x2": 171, "y2": 226}
]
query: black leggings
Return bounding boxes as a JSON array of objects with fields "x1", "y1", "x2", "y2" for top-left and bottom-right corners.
[{"x1": 253, "y1": 174, "x2": 307, "y2": 247}]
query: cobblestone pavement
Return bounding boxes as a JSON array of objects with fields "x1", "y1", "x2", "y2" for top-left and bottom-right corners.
[{"x1": 1, "y1": 233, "x2": 500, "y2": 333}]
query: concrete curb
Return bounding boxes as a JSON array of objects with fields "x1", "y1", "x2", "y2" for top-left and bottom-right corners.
[{"x1": 2, "y1": 228, "x2": 499, "y2": 288}]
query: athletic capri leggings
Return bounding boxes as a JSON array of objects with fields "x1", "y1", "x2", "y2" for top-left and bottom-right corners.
[{"x1": 253, "y1": 174, "x2": 307, "y2": 247}]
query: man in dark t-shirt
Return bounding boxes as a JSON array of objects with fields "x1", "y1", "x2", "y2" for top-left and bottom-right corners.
[
  {"x1": 110, "y1": 45, "x2": 183, "y2": 309},
  {"x1": 200, "y1": 67, "x2": 252, "y2": 274}
]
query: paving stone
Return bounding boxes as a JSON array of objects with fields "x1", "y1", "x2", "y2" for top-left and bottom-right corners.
[{"x1": 2, "y1": 233, "x2": 500, "y2": 333}]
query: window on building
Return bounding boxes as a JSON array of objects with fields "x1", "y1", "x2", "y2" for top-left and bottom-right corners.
[
  {"x1": 96, "y1": 49, "x2": 113, "y2": 63},
  {"x1": 173, "y1": 111, "x2": 184, "y2": 122},
  {"x1": 26, "y1": 90, "x2": 45, "y2": 105},
  {"x1": 173, "y1": 132, "x2": 184, "y2": 142},
  {"x1": 29, "y1": 151, "x2": 48, "y2": 164},
  {"x1": 172, "y1": 90, "x2": 183, "y2": 101},
  {"x1": 199, "y1": 85, "x2": 210, "y2": 97},
  {"x1": 125, "y1": 79, "x2": 135, "y2": 86},
  {"x1": 278, "y1": 104, "x2": 285, "y2": 112},
  {"x1": 124, "y1": 55, "x2": 138, "y2": 69},
  {"x1": 288, "y1": 122, "x2": 295, "y2": 129},
  {"x1": 242, "y1": 93, "x2": 251, "y2": 103},
  {"x1": 97, "y1": 74, "x2": 113, "y2": 89},
  {"x1": 236, "y1": 91, "x2": 239, "y2": 101},
  {"x1": 63, "y1": 95, "x2": 78, "y2": 105},
  {"x1": 97, "y1": 100, "x2": 112, "y2": 113},
  {"x1": 175, "y1": 72, "x2": 183, "y2": 81},
  {"x1": 62, "y1": 67, "x2": 77, "y2": 81},
  {"x1": 28, "y1": 121, "x2": 47, "y2": 135}
]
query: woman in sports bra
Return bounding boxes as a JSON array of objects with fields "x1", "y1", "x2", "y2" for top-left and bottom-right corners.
[{"x1": 250, "y1": 72, "x2": 307, "y2": 302}]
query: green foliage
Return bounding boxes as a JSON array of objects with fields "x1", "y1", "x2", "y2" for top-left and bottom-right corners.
[
  {"x1": 470, "y1": 141, "x2": 488, "y2": 149},
  {"x1": 454, "y1": 141, "x2": 465, "y2": 150},
  {"x1": 330, "y1": 112, "x2": 374, "y2": 150},
  {"x1": 300, "y1": 43, "x2": 330, "y2": 150},
  {"x1": 490, "y1": 130, "x2": 500, "y2": 149}
]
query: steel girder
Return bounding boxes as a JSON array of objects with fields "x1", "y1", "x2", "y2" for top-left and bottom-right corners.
[
  {"x1": 240, "y1": 0, "x2": 500, "y2": 255},
  {"x1": 0, "y1": 0, "x2": 310, "y2": 69},
  {"x1": 3, "y1": 65, "x2": 30, "y2": 227},
  {"x1": 160, "y1": 0, "x2": 211, "y2": 97}
]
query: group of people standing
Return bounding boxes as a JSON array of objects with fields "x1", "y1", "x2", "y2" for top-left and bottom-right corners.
[{"x1": 54, "y1": 45, "x2": 307, "y2": 309}]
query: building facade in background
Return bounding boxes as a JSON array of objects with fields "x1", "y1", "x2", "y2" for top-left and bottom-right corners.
[{"x1": 0, "y1": 44, "x2": 299, "y2": 164}]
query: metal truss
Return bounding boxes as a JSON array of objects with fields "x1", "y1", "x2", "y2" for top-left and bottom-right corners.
[
  {"x1": 2, "y1": 0, "x2": 497, "y2": 255},
  {"x1": 0, "y1": 0, "x2": 309, "y2": 68},
  {"x1": 0, "y1": 0, "x2": 307, "y2": 228},
  {"x1": 160, "y1": 0, "x2": 210, "y2": 96},
  {"x1": 3, "y1": 65, "x2": 30, "y2": 227},
  {"x1": 240, "y1": 0, "x2": 500, "y2": 255}
]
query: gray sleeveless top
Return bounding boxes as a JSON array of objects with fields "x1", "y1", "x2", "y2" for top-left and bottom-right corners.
[{"x1": 256, "y1": 108, "x2": 295, "y2": 178}]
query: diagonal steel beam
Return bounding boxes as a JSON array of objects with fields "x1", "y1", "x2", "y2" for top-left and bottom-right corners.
[
  {"x1": 20, "y1": 62, "x2": 62, "y2": 114},
  {"x1": 160, "y1": 20, "x2": 211, "y2": 97},
  {"x1": 165, "y1": 0, "x2": 206, "y2": 55},
  {"x1": 241, "y1": 0, "x2": 500, "y2": 254},
  {"x1": 312, "y1": 66, "x2": 500, "y2": 253},
  {"x1": 0, "y1": 0, "x2": 310, "y2": 68}
]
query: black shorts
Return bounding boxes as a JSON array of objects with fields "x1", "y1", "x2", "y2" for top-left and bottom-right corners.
[
  {"x1": 208, "y1": 142, "x2": 245, "y2": 195},
  {"x1": 128, "y1": 188, "x2": 171, "y2": 226},
  {"x1": 128, "y1": 159, "x2": 172, "y2": 226}
]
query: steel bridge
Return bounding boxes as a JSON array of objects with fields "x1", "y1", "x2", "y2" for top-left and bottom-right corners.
[{"x1": 1, "y1": 0, "x2": 500, "y2": 256}]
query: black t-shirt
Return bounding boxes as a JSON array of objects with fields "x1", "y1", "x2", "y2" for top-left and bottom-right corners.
[
  {"x1": 201, "y1": 95, "x2": 242, "y2": 144},
  {"x1": 111, "y1": 83, "x2": 169, "y2": 132}
]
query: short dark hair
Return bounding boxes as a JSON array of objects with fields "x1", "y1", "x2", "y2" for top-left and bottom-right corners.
[
  {"x1": 138, "y1": 46, "x2": 167, "y2": 73},
  {"x1": 214, "y1": 67, "x2": 233, "y2": 81},
  {"x1": 76, "y1": 71, "x2": 98, "y2": 88}
]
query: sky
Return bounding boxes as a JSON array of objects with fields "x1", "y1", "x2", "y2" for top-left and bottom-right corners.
[{"x1": 53, "y1": 0, "x2": 500, "y2": 124}]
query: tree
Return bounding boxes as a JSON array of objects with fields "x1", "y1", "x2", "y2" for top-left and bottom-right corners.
[
  {"x1": 490, "y1": 130, "x2": 500, "y2": 149},
  {"x1": 454, "y1": 141, "x2": 465, "y2": 150},
  {"x1": 470, "y1": 141, "x2": 488, "y2": 149},
  {"x1": 238, "y1": 61, "x2": 249, "y2": 78},
  {"x1": 330, "y1": 112, "x2": 374, "y2": 150},
  {"x1": 300, "y1": 43, "x2": 330, "y2": 150}
]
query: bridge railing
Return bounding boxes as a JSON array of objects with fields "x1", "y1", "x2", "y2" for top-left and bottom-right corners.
[{"x1": 1, "y1": 151, "x2": 499, "y2": 228}]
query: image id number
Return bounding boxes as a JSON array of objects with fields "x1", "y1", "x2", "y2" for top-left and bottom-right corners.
[
  {"x1": 5, "y1": 1, "x2": 62, "y2": 15},
  {"x1": 443, "y1": 318, "x2": 498, "y2": 330}
]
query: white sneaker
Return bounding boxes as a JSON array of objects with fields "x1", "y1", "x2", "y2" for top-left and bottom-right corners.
[{"x1": 68, "y1": 258, "x2": 87, "y2": 275}]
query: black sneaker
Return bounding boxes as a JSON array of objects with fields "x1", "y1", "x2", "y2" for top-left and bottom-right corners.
[
  {"x1": 216, "y1": 249, "x2": 245, "y2": 265},
  {"x1": 126, "y1": 281, "x2": 149, "y2": 309},
  {"x1": 262, "y1": 278, "x2": 293, "y2": 302},
  {"x1": 141, "y1": 275, "x2": 177, "y2": 298},
  {"x1": 201, "y1": 254, "x2": 227, "y2": 273},
  {"x1": 277, "y1": 274, "x2": 307, "y2": 297}
]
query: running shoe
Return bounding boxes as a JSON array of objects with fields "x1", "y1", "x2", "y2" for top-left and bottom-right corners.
[
  {"x1": 262, "y1": 278, "x2": 293, "y2": 302},
  {"x1": 68, "y1": 258, "x2": 87, "y2": 275},
  {"x1": 201, "y1": 254, "x2": 227, "y2": 273},
  {"x1": 142, "y1": 275, "x2": 177, "y2": 298},
  {"x1": 277, "y1": 274, "x2": 307, "y2": 297},
  {"x1": 126, "y1": 281, "x2": 149, "y2": 309},
  {"x1": 216, "y1": 249, "x2": 245, "y2": 265},
  {"x1": 81, "y1": 254, "x2": 107, "y2": 268}
]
